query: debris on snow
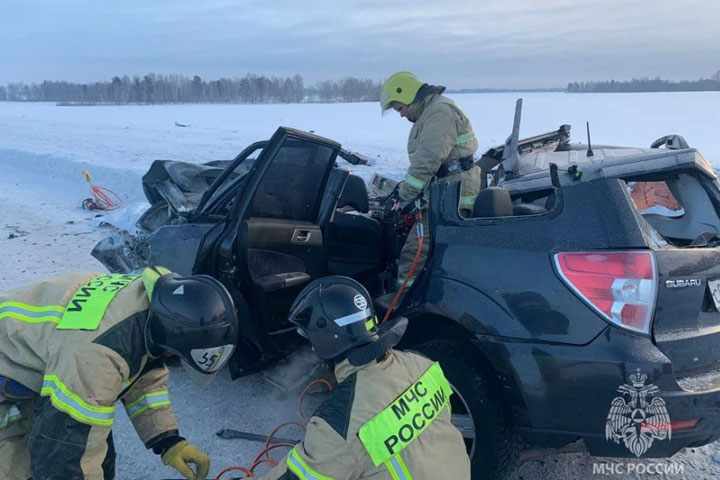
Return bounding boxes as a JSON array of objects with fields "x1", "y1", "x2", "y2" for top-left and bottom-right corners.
[{"x1": 5, "y1": 225, "x2": 29, "y2": 239}]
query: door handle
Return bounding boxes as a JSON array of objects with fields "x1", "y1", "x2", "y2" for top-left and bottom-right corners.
[{"x1": 293, "y1": 229, "x2": 312, "y2": 243}]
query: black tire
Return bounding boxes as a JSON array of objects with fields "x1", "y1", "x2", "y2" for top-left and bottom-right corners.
[{"x1": 414, "y1": 340, "x2": 518, "y2": 480}]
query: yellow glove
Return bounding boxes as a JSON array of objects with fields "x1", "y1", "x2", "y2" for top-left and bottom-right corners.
[{"x1": 162, "y1": 440, "x2": 211, "y2": 480}]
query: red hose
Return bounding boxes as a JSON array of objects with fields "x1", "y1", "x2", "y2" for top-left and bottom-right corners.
[
  {"x1": 382, "y1": 209, "x2": 425, "y2": 324},
  {"x1": 91, "y1": 185, "x2": 124, "y2": 210},
  {"x1": 298, "y1": 379, "x2": 333, "y2": 421},
  {"x1": 216, "y1": 379, "x2": 333, "y2": 477},
  {"x1": 82, "y1": 169, "x2": 123, "y2": 210}
]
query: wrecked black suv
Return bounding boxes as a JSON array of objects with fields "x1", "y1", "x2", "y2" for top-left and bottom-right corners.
[{"x1": 93, "y1": 103, "x2": 720, "y2": 479}]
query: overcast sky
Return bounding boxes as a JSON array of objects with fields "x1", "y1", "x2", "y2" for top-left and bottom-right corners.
[{"x1": 1, "y1": 0, "x2": 718, "y2": 89}]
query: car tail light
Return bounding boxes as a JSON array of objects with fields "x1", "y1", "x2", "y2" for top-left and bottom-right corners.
[{"x1": 554, "y1": 251, "x2": 657, "y2": 334}]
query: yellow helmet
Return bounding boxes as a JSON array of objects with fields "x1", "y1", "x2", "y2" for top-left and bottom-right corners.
[{"x1": 380, "y1": 71, "x2": 424, "y2": 116}]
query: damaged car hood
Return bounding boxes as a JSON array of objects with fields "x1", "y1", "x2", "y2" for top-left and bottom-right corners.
[{"x1": 142, "y1": 159, "x2": 238, "y2": 214}]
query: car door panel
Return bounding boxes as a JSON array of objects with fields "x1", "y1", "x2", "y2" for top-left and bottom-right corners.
[
  {"x1": 241, "y1": 218, "x2": 324, "y2": 281},
  {"x1": 204, "y1": 128, "x2": 340, "y2": 347},
  {"x1": 147, "y1": 223, "x2": 215, "y2": 275}
]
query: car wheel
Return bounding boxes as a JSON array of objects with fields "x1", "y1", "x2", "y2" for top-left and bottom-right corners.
[{"x1": 414, "y1": 340, "x2": 518, "y2": 480}]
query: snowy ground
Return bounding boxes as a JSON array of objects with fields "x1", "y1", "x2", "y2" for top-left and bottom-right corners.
[{"x1": 2, "y1": 92, "x2": 720, "y2": 479}]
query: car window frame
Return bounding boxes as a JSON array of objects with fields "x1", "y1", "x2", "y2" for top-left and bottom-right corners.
[
  {"x1": 237, "y1": 128, "x2": 341, "y2": 225},
  {"x1": 197, "y1": 141, "x2": 268, "y2": 216}
]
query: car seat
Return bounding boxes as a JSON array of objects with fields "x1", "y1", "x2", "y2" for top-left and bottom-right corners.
[{"x1": 326, "y1": 175, "x2": 383, "y2": 291}]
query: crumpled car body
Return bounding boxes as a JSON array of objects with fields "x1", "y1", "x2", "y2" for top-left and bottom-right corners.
[{"x1": 90, "y1": 109, "x2": 720, "y2": 474}]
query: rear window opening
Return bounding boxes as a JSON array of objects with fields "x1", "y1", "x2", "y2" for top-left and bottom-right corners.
[
  {"x1": 622, "y1": 174, "x2": 720, "y2": 248},
  {"x1": 627, "y1": 181, "x2": 684, "y2": 218}
]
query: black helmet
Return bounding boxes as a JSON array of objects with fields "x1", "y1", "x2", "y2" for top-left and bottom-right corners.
[
  {"x1": 143, "y1": 267, "x2": 238, "y2": 385},
  {"x1": 288, "y1": 276, "x2": 407, "y2": 366}
]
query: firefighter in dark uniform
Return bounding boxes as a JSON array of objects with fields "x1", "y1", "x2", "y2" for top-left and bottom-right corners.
[
  {"x1": 0, "y1": 267, "x2": 238, "y2": 480},
  {"x1": 255, "y1": 276, "x2": 471, "y2": 479}
]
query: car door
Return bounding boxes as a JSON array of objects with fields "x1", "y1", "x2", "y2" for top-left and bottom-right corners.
[
  {"x1": 208, "y1": 127, "x2": 341, "y2": 347},
  {"x1": 142, "y1": 142, "x2": 265, "y2": 275}
]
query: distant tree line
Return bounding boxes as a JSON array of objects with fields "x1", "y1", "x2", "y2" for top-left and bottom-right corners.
[
  {"x1": 449, "y1": 88, "x2": 564, "y2": 93},
  {"x1": 567, "y1": 70, "x2": 720, "y2": 93},
  {"x1": 306, "y1": 77, "x2": 382, "y2": 103},
  {"x1": 0, "y1": 73, "x2": 382, "y2": 104}
]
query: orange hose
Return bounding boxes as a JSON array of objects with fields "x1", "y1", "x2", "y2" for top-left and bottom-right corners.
[
  {"x1": 250, "y1": 457, "x2": 278, "y2": 471},
  {"x1": 216, "y1": 378, "x2": 333, "y2": 478},
  {"x1": 91, "y1": 185, "x2": 124, "y2": 210},
  {"x1": 265, "y1": 421, "x2": 306, "y2": 445},
  {"x1": 262, "y1": 421, "x2": 306, "y2": 460},
  {"x1": 382, "y1": 227, "x2": 424, "y2": 325},
  {"x1": 82, "y1": 170, "x2": 123, "y2": 210},
  {"x1": 250, "y1": 443, "x2": 295, "y2": 469},
  {"x1": 298, "y1": 379, "x2": 333, "y2": 421}
]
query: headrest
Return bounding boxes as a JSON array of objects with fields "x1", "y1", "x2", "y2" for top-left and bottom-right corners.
[
  {"x1": 473, "y1": 187, "x2": 513, "y2": 218},
  {"x1": 337, "y1": 175, "x2": 369, "y2": 213}
]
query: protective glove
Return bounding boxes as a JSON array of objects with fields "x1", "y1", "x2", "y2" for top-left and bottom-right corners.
[{"x1": 162, "y1": 440, "x2": 211, "y2": 480}]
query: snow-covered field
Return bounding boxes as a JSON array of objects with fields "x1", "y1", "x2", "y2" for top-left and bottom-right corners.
[
  {"x1": 2, "y1": 92, "x2": 720, "y2": 479},
  {"x1": 2, "y1": 91, "x2": 719, "y2": 211}
]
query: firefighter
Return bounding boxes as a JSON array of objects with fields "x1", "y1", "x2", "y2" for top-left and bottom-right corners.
[
  {"x1": 0, "y1": 267, "x2": 239, "y2": 480},
  {"x1": 381, "y1": 71, "x2": 481, "y2": 288},
  {"x1": 255, "y1": 276, "x2": 470, "y2": 480}
]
